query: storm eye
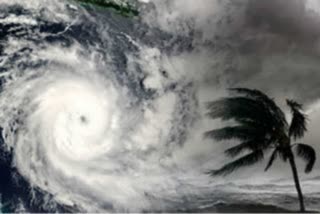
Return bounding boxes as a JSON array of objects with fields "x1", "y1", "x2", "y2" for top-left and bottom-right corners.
[{"x1": 80, "y1": 115, "x2": 88, "y2": 124}]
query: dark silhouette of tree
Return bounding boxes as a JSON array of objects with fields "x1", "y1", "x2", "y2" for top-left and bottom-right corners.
[{"x1": 205, "y1": 88, "x2": 316, "y2": 212}]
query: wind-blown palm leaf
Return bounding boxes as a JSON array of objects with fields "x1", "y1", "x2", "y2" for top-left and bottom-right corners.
[
  {"x1": 204, "y1": 125, "x2": 263, "y2": 142},
  {"x1": 207, "y1": 150, "x2": 264, "y2": 176},
  {"x1": 277, "y1": 146, "x2": 290, "y2": 162},
  {"x1": 225, "y1": 141, "x2": 253, "y2": 157},
  {"x1": 295, "y1": 144, "x2": 316, "y2": 173},
  {"x1": 230, "y1": 88, "x2": 288, "y2": 130},
  {"x1": 286, "y1": 99, "x2": 303, "y2": 110},
  {"x1": 225, "y1": 139, "x2": 271, "y2": 158},
  {"x1": 265, "y1": 149, "x2": 278, "y2": 171},
  {"x1": 206, "y1": 97, "x2": 274, "y2": 129},
  {"x1": 287, "y1": 99, "x2": 307, "y2": 140}
]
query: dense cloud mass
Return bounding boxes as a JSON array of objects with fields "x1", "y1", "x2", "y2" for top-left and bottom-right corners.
[
  {"x1": 139, "y1": 0, "x2": 320, "y2": 172},
  {"x1": 0, "y1": 0, "x2": 319, "y2": 212},
  {"x1": 142, "y1": 0, "x2": 320, "y2": 171},
  {"x1": 144, "y1": 0, "x2": 320, "y2": 101}
]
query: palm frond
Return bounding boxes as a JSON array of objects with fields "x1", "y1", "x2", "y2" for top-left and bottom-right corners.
[
  {"x1": 205, "y1": 126, "x2": 261, "y2": 142},
  {"x1": 294, "y1": 144, "x2": 316, "y2": 173},
  {"x1": 225, "y1": 139, "x2": 270, "y2": 157},
  {"x1": 206, "y1": 97, "x2": 269, "y2": 125},
  {"x1": 206, "y1": 96, "x2": 279, "y2": 139},
  {"x1": 230, "y1": 88, "x2": 288, "y2": 130},
  {"x1": 286, "y1": 99, "x2": 303, "y2": 110},
  {"x1": 224, "y1": 141, "x2": 253, "y2": 157},
  {"x1": 207, "y1": 150, "x2": 264, "y2": 176},
  {"x1": 265, "y1": 149, "x2": 278, "y2": 171},
  {"x1": 287, "y1": 99, "x2": 307, "y2": 140},
  {"x1": 277, "y1": 147, "x2": 289, "y2": 162}
]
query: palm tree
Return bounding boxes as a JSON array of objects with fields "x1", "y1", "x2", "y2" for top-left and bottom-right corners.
[{"x1": 205, "y1": 88, "x2": 316, "y2": 212}]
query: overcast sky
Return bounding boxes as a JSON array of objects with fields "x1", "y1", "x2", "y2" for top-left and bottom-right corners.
[{"x1": 142, "y1": 0, "x2": 320, "y2": 178}]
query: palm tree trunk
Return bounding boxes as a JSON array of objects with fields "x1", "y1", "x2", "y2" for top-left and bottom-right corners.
[{"x1": 288, "y1": 150, "x2": 306, "y2": 212}]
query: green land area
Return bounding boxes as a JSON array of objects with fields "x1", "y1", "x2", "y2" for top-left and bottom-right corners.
[{"x1": 73, "y1": 0, "x2": 139, "y2": 17}]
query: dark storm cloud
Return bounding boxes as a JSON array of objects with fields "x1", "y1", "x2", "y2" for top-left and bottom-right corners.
[
  {"x1": 225, "y1": 0, "x2": 320, "y2": 104},
  {"x1": 142, "y1": 0, "x2": 320, "y2": 178},
  {"x1": 146, "y1": 0, "x2": 320, "y2": 103},
  {"x1": 247, "y1": 0, "x2": 320, "y2": 43}
]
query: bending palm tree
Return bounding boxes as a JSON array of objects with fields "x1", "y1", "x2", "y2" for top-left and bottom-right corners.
[{"x1": 205, "y1": 88, "x2": 316, "y2": 212}]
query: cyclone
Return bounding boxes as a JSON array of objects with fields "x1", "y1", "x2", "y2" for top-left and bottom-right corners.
[
  {"x1": 0, "y1": 54, "x2": 162, "y2": 212},
  {"x1": 0, "y1": 0, "x2": 210, "y2": 210},
  {"x1": 2, "y1": 0, "x2": 320, "y2": 213},
  {"x1": 0, "y1": 45, "x2": 203, "y2": 212}
]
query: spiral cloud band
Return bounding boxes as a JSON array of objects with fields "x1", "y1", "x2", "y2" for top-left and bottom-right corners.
[
  {"x1": 2, "y1": 0, "x2": 320, "y2": 212},
  {"x1": 0, "y1": 53, "x2": 162, "y2": 211},
  {"x1": 0, "y1": 32, "x2": 207, "y2": 211}
]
